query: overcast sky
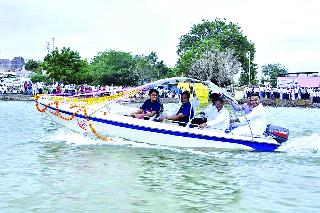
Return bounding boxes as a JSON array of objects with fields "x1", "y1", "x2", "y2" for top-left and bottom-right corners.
[{"x1": 1, "y1": 0, "x2": 319, "y2": 74}]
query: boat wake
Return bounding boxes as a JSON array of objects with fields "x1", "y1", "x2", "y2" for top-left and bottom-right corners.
[
  {"x1": 44, "y1": 128, "x2": 176, "y2": 149},
  {"x1": 43, "y1": 128, "x2": 212, "y2": 155},
  {"x1": 277, "y1": 133, "x2": 320, "y2": 153}
]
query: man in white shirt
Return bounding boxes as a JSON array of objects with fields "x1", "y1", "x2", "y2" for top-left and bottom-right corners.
[
  {"x1": 199, "y1": 97, "x2": 230, "y2": 131},
  {"x1": 230, "y1": 93, "x2": 267, "y2": 136},
  {"x1": 190, "y1": 93, "x2": 219, "y2": 126}
]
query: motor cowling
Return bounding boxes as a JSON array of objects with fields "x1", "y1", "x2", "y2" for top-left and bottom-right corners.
[{"x1": 264, "y1": 124, "x2": 289, "y2": 144}]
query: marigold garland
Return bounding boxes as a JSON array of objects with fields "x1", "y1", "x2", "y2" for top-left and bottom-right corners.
[
  {"x1": 83, "y1": 108, "x2": 112, "y2": 141},
  {"x1": 35, "y1": 89, "x2": 138, "y2": 142},
  {"x1": 35, "y1": 95, "x2": 58, "y2": 113}
]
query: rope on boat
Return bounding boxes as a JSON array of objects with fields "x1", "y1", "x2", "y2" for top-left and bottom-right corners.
[{"x1": 242, "y1": 114, "x2": 254, "y2": 142}]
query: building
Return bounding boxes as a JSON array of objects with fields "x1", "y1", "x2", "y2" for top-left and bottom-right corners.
[
  {"x1": 16, "y1": 69, "x2": 32, "y2": 78},
  {"x1": 0, "y1": 59, "x2": 11, "y2": 71},
  {"x1": 277, "y1": 71, "x2": 320, "y2": 88},
  {"x1": 0, "y1": 57, "x2": 25, "y2": 71},
  {"x1": 11, "y1": 57, "x2": 25, "y2": 70}
]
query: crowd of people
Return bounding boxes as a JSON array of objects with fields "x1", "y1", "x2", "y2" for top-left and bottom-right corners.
[
  {"x1": 244, "y1": 85, "x2": 320, "y2": 103},
  {"x1": 0, "y1": 81, "x2": 125, "y2": 96},
  {"x1": 2, "y1": 80, "x2": 319, "y2": 104}
]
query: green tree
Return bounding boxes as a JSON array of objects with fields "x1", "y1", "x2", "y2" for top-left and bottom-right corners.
[
  {"x1": 25, "y1": 59, "x2": 40, "y2": 71},
  {"x1": 155, "y1": 60, "x2": 172, "y2": 79},
  {"x1": 261, "y1": 63, "x2": 288, "y2": 87},
  {"x1": 42, "y1": 47, "x2": 89, "y2": 84},
  {"x1": 89, "y1": 50, "x2": 138, "y2": 86},
  {"x1": 133, "y1": 55, "x2": 153, "y2": 84},
  {"x1": 31, "y1": 72, "x2": 49, "y2": 83},
  {"x1": 176, "y1": 18, "x2": 256, "y2": 85},
  {"x1": 89, "y1": 50, "x2": 173, "y2": 86},
  {"x1": 147, "y1": 51, "x2": 158, "y2": 66},
  {"x1": 145, "y1": 52, "x2": 172, "y2": 80}
]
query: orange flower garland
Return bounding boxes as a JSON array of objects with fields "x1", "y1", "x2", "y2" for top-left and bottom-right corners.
[
  {"x1": 35, "y1": 92, "x2": 129, "y2": 142},
  {"x1": 51, "y1": 104, "x2": 83, "y2": 121},
  {"x1": 83, "y1": 108, "x2": 112, "y2": 141},
  {"x1": 35, "y1": 95, "x2": 58, "y2": 113}
]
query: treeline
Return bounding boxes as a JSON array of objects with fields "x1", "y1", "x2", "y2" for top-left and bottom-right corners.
[
  {"x1": 28, "y1": 49, "x2": 174, "y2": 86},
  {"x1": 25, "y1": 18, "x2": 289, "y2": 87}
]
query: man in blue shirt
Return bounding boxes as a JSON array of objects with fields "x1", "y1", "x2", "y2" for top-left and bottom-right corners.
[
  {"x1": 159, "y1": 91, "x2": 194, "y2": 126},
  {"x1": 131, "y1": 89, "x2": 162, "y2": 119},
  {"x1": 230, "y1": 93, "x2": 253, "y2": 114}
]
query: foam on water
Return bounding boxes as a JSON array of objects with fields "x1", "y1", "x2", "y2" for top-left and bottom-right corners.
[
  {"x1": 277, "y1": 133, "x2": 320, "y2": 154},
  {"x1": 46, "y1": 128, "x2": 146, "y2": 147},
  {"x1": 42, "y1": 128, "x2": 177, "y2": 150},
  {"x1": 41, "y1": 127, "x2": 211, "y2": 155},
  {"x1": 41, "y1": 128, "x2": 102, "y2": 145}
]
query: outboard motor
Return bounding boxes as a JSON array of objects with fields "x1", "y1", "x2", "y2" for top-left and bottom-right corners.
[{"x1": 264, "y1": 124, "x2": 289, "y2": 144}]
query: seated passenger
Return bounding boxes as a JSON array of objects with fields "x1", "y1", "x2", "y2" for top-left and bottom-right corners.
[
  {"x1": 199, "y1": 97, "x2": 230, "y2": 131},
  {"x1": 191, "y1": 93, "x2": 220, "y2": 126},
  {"x1": 230, "y1": 93, "x2": 266, "y2": 136},
  {"x1": 159, "y1": 91, "x2": 194, "y2": 126},
  {"x1": 131, "y1": 88, "x2": 161, "y2": 119},
  {"x1": 202, "y1": 93, "x2": 221, "y2": 120}
]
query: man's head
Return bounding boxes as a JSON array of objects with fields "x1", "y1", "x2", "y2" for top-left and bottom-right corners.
[
  {"x1": 149, "y1": 89, "x2": 159, "y2": 102},
  {"x1": 210, "y1": 93, "x2": 221, "y2": 102},
  {"x1": 181, "y1": 91, "x2": 190, "y2": 104},
  {"x1": 214, "y1": 97, "x2": 224, "y2": 112},
  {"x1": 250, "y1": 93, "x2": 260, "y2": 107}
]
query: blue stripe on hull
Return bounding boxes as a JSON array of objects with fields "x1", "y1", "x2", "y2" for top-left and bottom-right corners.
[{"x1": 43, "y1": 103, "x2": 279, "y2": 152}]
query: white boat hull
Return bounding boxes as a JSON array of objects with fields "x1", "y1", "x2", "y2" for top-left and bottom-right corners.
[{"x1": 37, "y1": 99, "x2": 281, "y2": 152}]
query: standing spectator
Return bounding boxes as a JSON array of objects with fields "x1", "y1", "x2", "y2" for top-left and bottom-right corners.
[
  {"x1": 80, "y1": 84, "x2": 85, "y2": 93},
  {"x1": 27, "y1": 81, "x2": 33, "y2": 95},
  {"x1": 259, "y1": 85, "x2": 265, "y2": 99},
  {"x1": 32, "y1": 82, "x2": 38, "y2": 95},
  {"x1": 291, "y1": 88, "x2": 295, "y2": 100},
  {"x1": 265, "y1": 85, "x2": 271, "y2": 99},
  {"x1": 38, "y1": 82, "x2": 43, "y2": 94},
  {"x1": 56, "y1": 83, "x2": 61, "y2": 94},
  {"x1": 24, "y1": 81, "x2": 28, "y2": 94}
]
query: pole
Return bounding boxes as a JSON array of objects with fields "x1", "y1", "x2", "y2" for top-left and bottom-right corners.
[
  {"x1": 247, "y1": 51, "x2": 251, "y2": 86},
  {"x1": 52, "y1": 37, "x2": 55, "y2": 51}
]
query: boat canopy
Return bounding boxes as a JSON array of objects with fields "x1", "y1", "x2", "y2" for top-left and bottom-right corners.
[{"x1": 135, "y1": 77, "x2": 237, "y2": 103}]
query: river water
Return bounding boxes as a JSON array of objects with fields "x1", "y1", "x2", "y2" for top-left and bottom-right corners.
[{"x1": 1, "y1": 101, "x2": 320, "y2": 212}]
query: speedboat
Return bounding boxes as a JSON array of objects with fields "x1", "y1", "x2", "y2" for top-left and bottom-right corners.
[{"x1": 35, "y1": 77, "x2": 289, "y2": 152}]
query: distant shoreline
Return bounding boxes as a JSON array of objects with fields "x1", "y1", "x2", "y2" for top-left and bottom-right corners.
[
  {"x1": 0, "y1": 94, "x2": 34, "y2": 101},
  {"x1": 1, "y1": 94, "x2": 319, "y2": 108}
]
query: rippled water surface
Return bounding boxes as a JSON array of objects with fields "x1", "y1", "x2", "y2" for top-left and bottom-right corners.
[{"x1": 1, "y1": 101, "x2": 320, "y2": 212}]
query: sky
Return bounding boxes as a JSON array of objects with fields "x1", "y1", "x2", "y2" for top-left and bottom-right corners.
[{"x1": 1, "y1": 0, "x2": 320, "y2": 75}]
